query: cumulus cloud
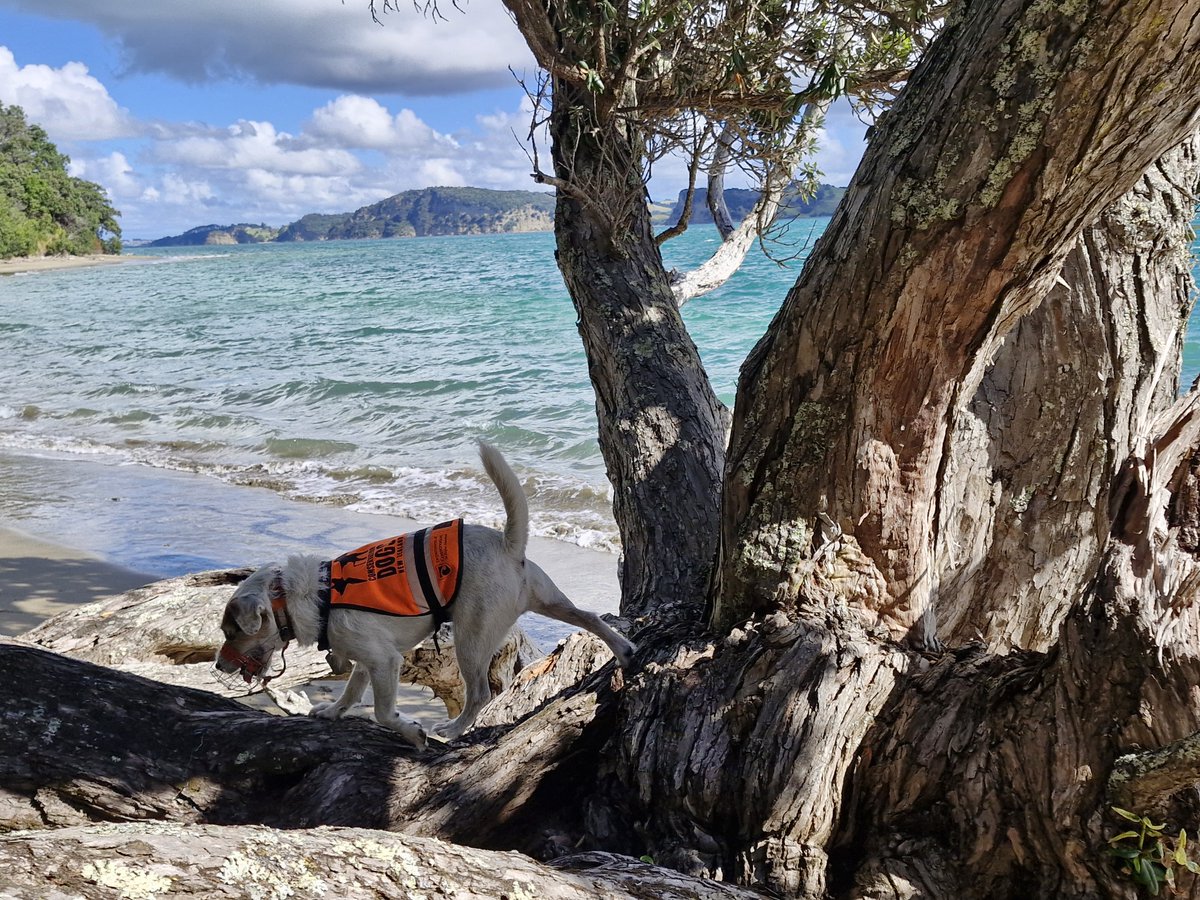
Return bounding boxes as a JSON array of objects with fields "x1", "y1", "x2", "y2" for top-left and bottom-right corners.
[
  {"x1": 1, "y1": 0, "x2": 532, "y2": 95},
  {"x1": 68, "y1": 151, "x2": 140, "y2": 197},
  {"x1": 812, "y1": 100, "x2": 869, "y2": 187},
  {"x1": 158, "y1": 120, "x2": 361, "y2": 176},
  {"x1": 0, "y1": 46, "x2": 135, "y2": 141},
  {"x1": 305, "y1": 95, "x2": 458, "y2": 153}
]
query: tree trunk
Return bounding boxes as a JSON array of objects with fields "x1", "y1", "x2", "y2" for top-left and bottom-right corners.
[
  {"x1": 714, "y1": 0, "x2": 1200, "y2": 642},
  {"x1": 936, "y1": 135, "x2": 1199, "y2": 651},
  {"x1": 841, "y1": 391, "x2": 1200, "y2": 899},
  {"x1": 548, "y1": 76, "x2": 727, "y2": 621}
]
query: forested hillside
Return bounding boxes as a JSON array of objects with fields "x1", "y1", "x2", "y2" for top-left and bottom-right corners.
[
  {"x1": 0, "y1": 104, "x2": 121, "y2": 259},
  {"x1": 147, "y1": 223, "x2": 280, "y2": 247},
  {"x1": 664, "y1": 183, "x2": 846, "y2": 226},
  {"x1": 277, "y1": 186, "x2": 555, "y2": 240}
]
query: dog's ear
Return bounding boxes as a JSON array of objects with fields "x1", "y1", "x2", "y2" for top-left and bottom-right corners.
[{"x1": 230, "y1": 595, "x2": 266, "y2": 636}]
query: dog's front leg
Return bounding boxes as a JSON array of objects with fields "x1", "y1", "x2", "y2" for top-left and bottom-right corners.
[
  {"x1": 366, "y1": 656, "x2": 428, "y2": 751},
  {"x1": 310, "y1": 662, "x2": 369, "y2": 720}
]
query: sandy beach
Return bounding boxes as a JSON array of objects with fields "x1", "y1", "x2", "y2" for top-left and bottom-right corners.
[
  {"x1": 0, "y1": 526, "x2": 154, "y2": 636},
  {"x1": 0, "y1": 253, "x2": 137, "y2": 277}
]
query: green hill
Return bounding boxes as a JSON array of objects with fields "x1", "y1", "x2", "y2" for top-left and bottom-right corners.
[
  {"x1": 276, "y1": 187, "x2": 555, "y2": 241},
  {"x1": 150, "y1": 187, "x2": 557, "y2": 246},
  {"x1": 0, "y1": 103, "x2": 121, "y2": 259},
  {"x1": 148, "y1": 183, "x2": 844, "y2": 247},
  {"x1": 147, "y1": 223, "x2": 280, "y2": 247},
  {"x1": 663, "y1": 183, "x2": 846, "y2": 227}
]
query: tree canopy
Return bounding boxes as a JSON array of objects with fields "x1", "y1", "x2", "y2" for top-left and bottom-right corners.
[{"x1": 0, "y1": 103, "x2": 122, "y2": 259}]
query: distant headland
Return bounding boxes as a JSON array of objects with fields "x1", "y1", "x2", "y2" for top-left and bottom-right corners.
[{"x1": 147, "y1": 184, "x2": 847, "y2": 247}]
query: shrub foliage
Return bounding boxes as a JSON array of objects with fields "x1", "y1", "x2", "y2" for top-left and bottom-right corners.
[{"x1": 0, "y1": 103, "x2": 121, "y2": 258}]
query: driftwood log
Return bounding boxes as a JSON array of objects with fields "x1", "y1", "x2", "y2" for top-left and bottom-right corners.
[
  {"x1": 0, "y1": 569, "x2": 655, "y2": 898},
  {"x1": 0, "y1": 822, "x2": 766, "y2": 898},
  {"x1": 0, "y1": 630, "x2": 627, "y2": 848}
]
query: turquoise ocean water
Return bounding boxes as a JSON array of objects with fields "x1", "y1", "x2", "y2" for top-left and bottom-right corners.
[
  {"x1": 0, "y1": 224, "x2": 827, "y2": 565},
  {"x1": 1, "y1": 220, "x2": 1198, "y2": 574}
]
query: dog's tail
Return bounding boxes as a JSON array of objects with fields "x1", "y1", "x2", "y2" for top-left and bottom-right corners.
[{"x1": 478, "y1": 441, "x2": 529, "y2": 560}]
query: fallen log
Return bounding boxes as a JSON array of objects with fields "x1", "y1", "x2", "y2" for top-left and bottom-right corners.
[
  {"x1": 0, "y1": 641, "x2": 627, "y2": 855},
  {"x1": 0, "y1": 822, "x2": 766, "y2": 899}
]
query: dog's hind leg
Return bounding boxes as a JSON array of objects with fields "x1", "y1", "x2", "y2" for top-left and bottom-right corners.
[
  {"x1": 433, "y1": 627, "x2": 497, "y2": 741},
  {"x1": 365, "y1": 655, "x2": 428, "y2": 750},
  {"x1": 311, "y1": 662, "x2": 369, "y2": 720},
  {"x1": 526, "y1": 562, "x2": 637, "y2": 667}
]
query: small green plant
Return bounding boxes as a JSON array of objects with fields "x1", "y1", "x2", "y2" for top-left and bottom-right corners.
[{"x1": 1107, "y1": 806, "x2": 1200, "y2": 895}]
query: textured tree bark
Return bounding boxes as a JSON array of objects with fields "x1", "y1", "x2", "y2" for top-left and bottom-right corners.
[
  {"x1": 714, "y1": 0, "x2": 1200, "y2": 641},
  {"x1": 0, "y1": 822, "x2": 765, "y2": 899},
  {"x1": 841, "y1": 392, "x2": 1200, "y2": 899},
  {"x1": 548, "y1": 76, "x2": 727, "y2": 622},
  {"x1": 935, "y1": 136, "x2": 1200, "y2": 651},
  {"x1": 575, "y1": 394, "x2": 1200, "y2": 900}
]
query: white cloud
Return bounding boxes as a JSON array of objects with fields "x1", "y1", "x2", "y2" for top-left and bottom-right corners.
[
  {"x1": 2, "y1": 0, "x2": 532, "y2": 95},
  {"x1": 414, "y1": 158, "x2": 466, "y2": 187},
  {"x1": 0, "y1": 46, "x2": 135, "y2": 141},
  {"x1": 305, "y1": 95, "x2": 457, "y2": 153},
  {"x1": 68, "y1": 151, "x2": 139, "y2": 197},
  {"x1": 158, "y1": 120, "x2": 361, "y2": 176},
  {"x1": 159, "y1": 173, "x2": 215, "y2": 205},
  {"x1": 813, "y1": 101, "x2": 869, "y2": 187}
]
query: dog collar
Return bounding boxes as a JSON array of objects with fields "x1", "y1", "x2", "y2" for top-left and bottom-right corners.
[{"x1": 269, "y1": 570, "x2": 296, "y2": 645}]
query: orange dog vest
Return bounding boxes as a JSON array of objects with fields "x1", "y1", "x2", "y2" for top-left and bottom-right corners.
[{"x1": 316, "y1": 520, "x2": 463, "y2": 649}]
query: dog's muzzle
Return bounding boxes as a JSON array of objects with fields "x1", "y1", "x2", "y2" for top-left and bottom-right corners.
[{"x1": 213, "y1": 642, "x2": 278, "y2": 690}]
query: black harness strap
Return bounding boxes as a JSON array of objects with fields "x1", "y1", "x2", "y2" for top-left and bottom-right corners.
[
  {"x1": 412, "y1": 527, "x2": 452, "y2": 639},
  {"x1": 316, "y1": 560, "x2": 333, "y2": 651}
]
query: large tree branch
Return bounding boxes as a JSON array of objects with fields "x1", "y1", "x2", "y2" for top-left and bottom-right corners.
[
  {"x1": 0, "y1": 643, "x2": 626, "y2": 852},
  {"x1": 716, "y1": 0, "x2": 1200, "y2": 638},
  {"x1": 1110, "y1": 730, "x2": 1200, "y2": 814}
]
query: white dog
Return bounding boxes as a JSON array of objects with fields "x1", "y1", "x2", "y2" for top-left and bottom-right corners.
[{"x1": 215, "y1": 442, "x2": 636, "y2": 749}]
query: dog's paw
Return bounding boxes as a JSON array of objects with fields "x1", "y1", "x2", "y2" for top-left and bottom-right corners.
[
  {"x1": 407, "y1": 724, "x2": 428, "y2": 752},
  {"x1": 309, "y1": 701, "x2": 345, "y2": 720},
  {"x1": 432, "y1": 719, "x2": 466, "y2": 741},
  {"x1": 377, "y1": 713, "x2": 428, "y2": 750},
  {"x1": 615, "y1": 638, "x2": 637, "y2": 669}
]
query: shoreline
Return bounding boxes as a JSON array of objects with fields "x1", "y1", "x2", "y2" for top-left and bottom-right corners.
[{"x1": 0, "y1": 253, "x2": 138, "y2": 276}]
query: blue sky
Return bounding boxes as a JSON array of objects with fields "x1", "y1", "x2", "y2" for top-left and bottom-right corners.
[{"x1": 0, "y1": 1, "x2": 868, "y2": 240}]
